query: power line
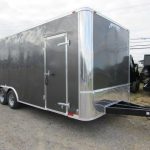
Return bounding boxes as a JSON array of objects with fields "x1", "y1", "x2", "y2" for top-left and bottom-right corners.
[
  {"x1": 131, "y1": 37, "x2": 150, "y2": 40},
  {"x1": 130, "y1": 47, "x2": 150, "y2": 50},
  {"x1": 105, "y1": 2, "x2": 150, "y2": 12},
  {"x1": 130, "y1": 41, "x2": 150, "y2": 43},
  {"x1": 130, "y1": 44, "x2": 150, "y2": 47}
]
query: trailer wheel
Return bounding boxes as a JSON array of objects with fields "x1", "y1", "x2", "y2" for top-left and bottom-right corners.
[
  {"x1": 7, "y1": 90, "x2": 19, "y2": 109},
  {"x1": 0, "y1": 88, "x2": 7, "y2": 105}
]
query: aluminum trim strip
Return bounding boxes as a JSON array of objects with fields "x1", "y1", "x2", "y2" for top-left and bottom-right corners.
[
  {"x1": 78, "y1": 10, "x2": 93, "y2": 91},
  {"x1": 76, "y1": 7, "x2": 94, "y2": 12},
  {"x1": 78, "y1": 12, "x2": 81, "y2": 117},
  {"x1": 94, "y1": 84, "x2": 129, "y2": 93},
  {"x1": 78, "y1": 113, "x2": 105, "y2": 121},
  {"x1": 78, "y1": 10, "x2": 95, "y2": 119},
  {"x1": 128, "y1": 32, "x2": 131, "y2": 101},
  {"x1": 65, "y1": 34, "x2": 69, "y2": 114},
  {"x1": 43, "y1": 39, "x2": 47, "y2": 109},
  {"x1": 18, "y1": 100, "x2": 67, "y2": 116},
  {"x1": 80, "y1": 84, "x2": 129, "y2": 94}
]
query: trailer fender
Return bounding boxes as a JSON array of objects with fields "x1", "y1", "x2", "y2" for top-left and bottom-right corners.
[{"x1": 0, "y1": 85, "x2": 19, "y2": 102}]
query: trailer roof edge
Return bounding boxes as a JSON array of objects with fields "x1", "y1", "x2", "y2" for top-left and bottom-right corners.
[
  {"x1": 95, "y1": 11, "x2": 129, "y2": 31},
  {"x1": 75, "y1": 7, "x2": 94, "y2": 12},
  {"x1": 0, "y1": 7, "x2": 129, "y2": 40},
  {"x1": 0, "y1": 10, "x2": 74, "y2": 40},
  {"x1": 76, "y1": 7, "x2": 129, "y2": 31}
]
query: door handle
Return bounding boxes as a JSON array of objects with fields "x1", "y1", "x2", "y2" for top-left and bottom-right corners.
[
  {"x1": 46, "y1": 70, "x2": 55, "y2": 76},
  {"x1": 44, "y1": 70, "x2": 55, "y2": 85}
]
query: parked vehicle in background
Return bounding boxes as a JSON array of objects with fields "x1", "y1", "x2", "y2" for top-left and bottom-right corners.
[
  {"x1": 141, "y1": 55, "x2": 150, "y2": 91},
  {"x1": 130, "y1": 55, "x2": 140, "y2": 93},
  {"x1": 137, "y1": 60, "x2": 144, "y2": 73}
]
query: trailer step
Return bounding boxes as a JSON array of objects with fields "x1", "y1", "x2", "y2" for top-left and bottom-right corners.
[{"x1": 95, "y1": 100, "x2": 150, "y2": 117}]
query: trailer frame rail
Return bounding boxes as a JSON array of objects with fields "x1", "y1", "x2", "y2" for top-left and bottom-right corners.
[{"x1": 95, "y1": 100, "x2": 150, "y2": 117}]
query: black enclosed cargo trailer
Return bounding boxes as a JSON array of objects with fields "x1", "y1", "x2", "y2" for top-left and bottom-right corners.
[{"x1": 0, "y1": 8, "x2": 149, "y2": 121}]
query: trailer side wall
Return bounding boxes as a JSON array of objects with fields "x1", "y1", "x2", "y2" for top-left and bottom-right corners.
[
  {"x1": 0, "y1": 13, "x2": 78, "y2": 113},
  {"x1": 93, "y1": 14, "x2": 129, "y2": 90}
]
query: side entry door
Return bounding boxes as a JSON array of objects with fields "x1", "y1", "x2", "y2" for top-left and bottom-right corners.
[{"x1": 45, "y1": 33, "x2": 69, "y2": 113}]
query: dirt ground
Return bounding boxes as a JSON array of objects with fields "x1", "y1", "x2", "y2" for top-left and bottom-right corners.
[
  {"x1": 0, "y1": 86, "x2": 150, "y2": 150},
  {"x1": 130, "y1": 84, "x2": 150, "y2": 106}
]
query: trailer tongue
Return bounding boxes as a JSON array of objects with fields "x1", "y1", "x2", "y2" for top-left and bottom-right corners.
[{"x1": 95, "y1": 100, "x2": 150, "y2": 117}]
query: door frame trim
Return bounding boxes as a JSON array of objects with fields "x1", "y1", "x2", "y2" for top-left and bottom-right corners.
[{"x1": 43, "y1": 33, "x2": 68, "y2": 115}]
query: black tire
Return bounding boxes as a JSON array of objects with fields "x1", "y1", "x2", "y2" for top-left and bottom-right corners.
[
  {"x1": 131, "y1": 81, "x2": 140, "y2": 93},
  {"x1": 0, "y1": 88, "x2": 7, "y2": 105},
  {"x1": 7, "y1": 90, "x2": 19, "y2": 109}
]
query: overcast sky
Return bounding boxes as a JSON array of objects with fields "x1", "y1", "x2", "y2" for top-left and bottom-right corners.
[{"x1": 0, "y1": 0, "x2": 150, "y2": 61}]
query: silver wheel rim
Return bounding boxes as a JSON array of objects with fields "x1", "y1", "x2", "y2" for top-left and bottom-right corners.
[
  {"x1": 0, "y1": 90, "x2": 4, "y2": 103},
  {"x1": 9, "y1": 94, "x2": 15, "y2": 107},
  {"x1": 0, "y1": 96, "x2": 4, "y2": 103}
]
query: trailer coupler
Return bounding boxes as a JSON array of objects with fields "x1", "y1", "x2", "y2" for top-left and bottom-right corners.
[{"x1": 95, "y1": 100, "x2": 150, "y2": 117}]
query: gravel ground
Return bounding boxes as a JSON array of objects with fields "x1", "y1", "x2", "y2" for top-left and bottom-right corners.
[
  {"x1": 131, "y1": 84, "x2": 150, "y2": 106},
  {"x1": 0, "y1": 100, "x2": 150, "y2": 150}
]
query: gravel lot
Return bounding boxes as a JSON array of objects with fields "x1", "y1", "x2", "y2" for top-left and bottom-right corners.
[
  {"x1": 0, "y1": 88, "x2": 150, "y2": 150},
  {"x1": 0, "y1": 105, "x2": 150, "y2": 150}
]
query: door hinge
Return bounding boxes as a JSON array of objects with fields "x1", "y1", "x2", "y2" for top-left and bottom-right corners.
[
  {"x1": 57, "y1": 102, "x2": 70, "y2": 109},
  {"x1": 57, "y1": 40, "x2": 70, "y2": 46}
]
